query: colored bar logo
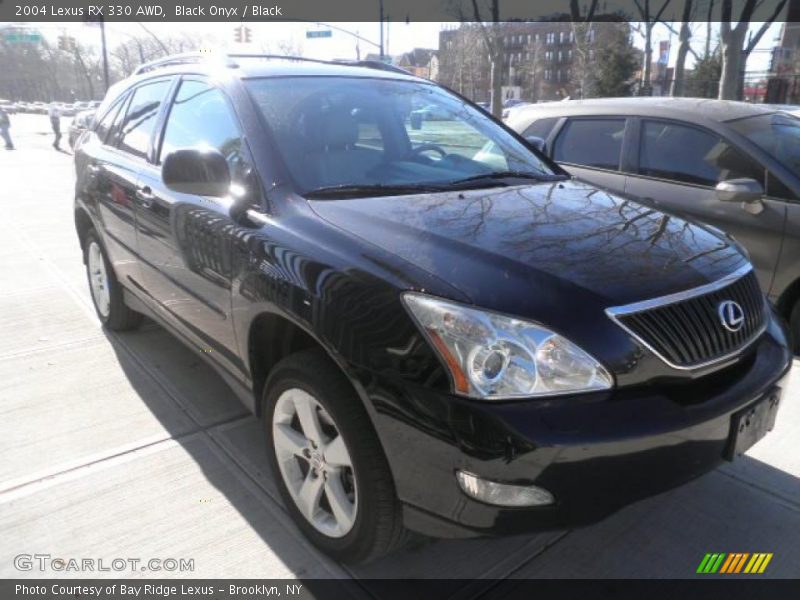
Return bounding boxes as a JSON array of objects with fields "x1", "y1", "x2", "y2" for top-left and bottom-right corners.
[{"x1": 696, "y1": 553, "x2": 773, "y2": 574}]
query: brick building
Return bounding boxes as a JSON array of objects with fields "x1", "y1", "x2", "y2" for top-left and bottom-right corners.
[{"x1": 436, "y1": 20, "x2": 631, "y2": 103}]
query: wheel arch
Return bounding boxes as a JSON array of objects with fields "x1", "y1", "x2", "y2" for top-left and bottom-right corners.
[
  {"x1": 776, "y1": 275, "x2": 800, "y2": 322},
  {"x1": 246, "y1": 311, "x2": 375, "y2": 423},
  {"x1": 74, "y1": 206, "x2": 95, "y2": 261}
]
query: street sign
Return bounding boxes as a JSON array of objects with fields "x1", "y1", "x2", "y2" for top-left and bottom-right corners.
[
  {"x1": 306, "y1": 30, "x2": 332, "y2": 39},
  {"x1": 2, "y1": 31, "x2": 42, "y2": 44}
]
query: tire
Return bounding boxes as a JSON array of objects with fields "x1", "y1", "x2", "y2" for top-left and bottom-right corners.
[
  {"x1": 84, "y1": 229, "x2": 142, "y2": 331},
  {"x1": 263, "y1": 348, "x2": 407, "y2": 564},
  {"x1": 790, "y1": 300, "x2": 800, "y2": 355}
]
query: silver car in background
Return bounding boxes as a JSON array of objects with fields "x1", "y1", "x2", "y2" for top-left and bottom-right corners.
[{"x1": 506, "y1": 97, "x2": 800, "y2": 351}]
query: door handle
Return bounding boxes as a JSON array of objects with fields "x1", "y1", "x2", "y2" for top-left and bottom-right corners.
[{"x1": 136, "y1": 186, "x2": 155, "y2": 208}]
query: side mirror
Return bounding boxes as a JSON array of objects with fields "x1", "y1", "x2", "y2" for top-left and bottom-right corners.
[
  {"x1": 525, "y1": 135, "x2": 546, "y2": 153},
  {"x1": 162, "y1": 148, "x2": 231, "y2": 197},
  {"x1": 715, "y1": 178, "x2": 765, "y2": 215},
  {"x1": 410, "y1": 112, "x2": 423, "y2": 130},
  {"x1": 715, "y1": 178, "x2": 763, "y2": 204}
]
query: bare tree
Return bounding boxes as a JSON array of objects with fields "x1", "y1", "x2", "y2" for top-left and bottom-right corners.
[
  {"x1": 468, "y1": 0, "x2": 503, "y2": 118},
  {"x1": 718, "y1": 0, "x2": 788, "y2": 100},
  {"x1": 569, "y1": 0, "x2": 600, "y2": 99},
  {"x1": 632, "y1": 0, "x2": 673, "y2": 95},
  {"x1": 671, "y1": 0, "x2": 697, "y2": 96}
]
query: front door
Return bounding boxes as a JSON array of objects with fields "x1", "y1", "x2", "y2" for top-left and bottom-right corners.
[
  {"x1": 135, "y1": 77, "x2": 256, "y2": 377},
  {"x1": 624, "y1": 118, "x2": 786, "y2": 293}
]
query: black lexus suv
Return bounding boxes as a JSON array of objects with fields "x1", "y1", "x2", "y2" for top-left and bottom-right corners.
[{"x1": 74, "y1": 53, "x2": 793, "y2": 563}]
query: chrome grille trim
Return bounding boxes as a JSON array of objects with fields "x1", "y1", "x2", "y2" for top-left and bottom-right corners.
[{"x1": 606, "y1": 264, "x2": 767, "y2": 371}]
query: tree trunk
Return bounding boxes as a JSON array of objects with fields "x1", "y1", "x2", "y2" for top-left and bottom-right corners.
[
  {"x1": 641, "y1": 25, "x2": 653, "y2": 95},
  {"x1": 704, "y1": 0, "x2": 714, "y2": 57},
  {"x1": 671, "y1": 22, "x2": 691, "y2": 96},
  {"x1": 490, "y1": 52, "x2": 503, "y2": 118},
  {"x1": 719, "y1": 26, "x2": 746, "y2": 100}
]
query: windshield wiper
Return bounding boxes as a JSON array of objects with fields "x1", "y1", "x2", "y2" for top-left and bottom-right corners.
[
  {"x1": 304, "y1": 183, "x2": 448, "y2": 199},
  {"x1": 449, "y1": 171, "x2": 568, "y2": 187}
]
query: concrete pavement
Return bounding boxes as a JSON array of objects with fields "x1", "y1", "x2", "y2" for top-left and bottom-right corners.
[{"x1": 0, "y1": 114, "x2": 798, "y2": 588}]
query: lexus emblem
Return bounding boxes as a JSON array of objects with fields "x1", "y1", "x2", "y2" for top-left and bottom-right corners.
[{"x1": 718, "y1": 300, "x2": 745, "y2": 333}]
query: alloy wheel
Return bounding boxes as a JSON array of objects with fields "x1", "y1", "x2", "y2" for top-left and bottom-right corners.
[
  {"x1": 272, "y1": 388, "x2": 358, "y2": 538},
  {"x1": 87, "y1": 241, "x2": 111, "y2": 318}
]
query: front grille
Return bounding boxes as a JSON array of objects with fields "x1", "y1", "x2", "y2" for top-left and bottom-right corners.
[{"x1": 608, "y1": 268, "x2": 766, "y2": 369}]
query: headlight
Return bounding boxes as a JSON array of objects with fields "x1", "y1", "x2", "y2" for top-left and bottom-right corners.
[{"x1": 403, "y1": 293, "x2": 613, "y2": 400}]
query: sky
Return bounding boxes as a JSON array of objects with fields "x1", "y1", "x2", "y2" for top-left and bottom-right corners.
[{"x1": 14, "y1": 20, "x2": 785, "y2": 73}]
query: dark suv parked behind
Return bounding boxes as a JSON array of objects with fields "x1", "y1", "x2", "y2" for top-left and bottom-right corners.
[{"x1": 74, "y1": 54, "x2": 792, "y2": 563}]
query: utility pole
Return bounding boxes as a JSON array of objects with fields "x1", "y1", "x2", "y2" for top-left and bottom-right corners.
[
  {"x1": 379, "y1": 0, "x2": 384, "y2": 60},
  {"x1": 100, "y1": 20, "x2": 109, "y2": 93}
]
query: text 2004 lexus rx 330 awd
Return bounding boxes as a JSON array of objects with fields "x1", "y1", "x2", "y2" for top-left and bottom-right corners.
[{"x1": 74, "y1": 57, "x2": 793, "y2": 563}]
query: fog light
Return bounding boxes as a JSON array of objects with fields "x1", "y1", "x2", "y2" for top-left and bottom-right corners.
[{"x1": 456, "y1": 471, "x2": 554, "y2": 507}]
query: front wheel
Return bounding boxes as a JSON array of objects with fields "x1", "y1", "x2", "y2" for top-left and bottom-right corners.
[
  {"x1": 263, "y1": 349, "x2": 407, "y2": 563},
  {"x1": 84, "y1": 229, "x2": 142, "y2": 331}
]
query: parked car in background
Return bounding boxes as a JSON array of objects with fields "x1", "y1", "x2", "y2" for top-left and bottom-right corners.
[
  {"x1": 507, "y1": 97, "x2": 800, "y2": 351},
  {"x1": 0, "y1": 101, "x2": 16, "y2": 115},
  {"x1": 68, "y1": 109, "x2": 95, "y2": 149}
]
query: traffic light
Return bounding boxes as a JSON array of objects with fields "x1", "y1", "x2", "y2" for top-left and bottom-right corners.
[
  {"x1": 234, "y1": 26, "x2": 252, "y2": 44},
  {"x1": 58, "y1": 35, "x2": 75, "y2": 51}
]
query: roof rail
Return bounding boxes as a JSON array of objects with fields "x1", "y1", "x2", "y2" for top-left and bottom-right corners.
[
  {"x1": 228, "y1": 54, "x2": 410, "y2": 75},
  {"x1": 330, "y1": 59, "x2": 410, "y2": 75},
  {"x1": 133, "y1": 52, "x2": 412, "y2": 77},
  {"x1": 133, "y1": 52, "x2": 237, "y2": 75}
]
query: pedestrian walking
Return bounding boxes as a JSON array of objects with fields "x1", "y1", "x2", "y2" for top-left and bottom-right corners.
[
  {"x1": 48, "y1": 103, "x2": 62, "y2": 150},
  {"x1": 0, "y1": 107, "x2": 13, "y2": 150}
]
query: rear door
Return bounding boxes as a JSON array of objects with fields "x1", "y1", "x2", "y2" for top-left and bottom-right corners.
[
  {"x1": 135, "y1": 77, "x2": 258, "y2": 376},
  {"x1": 624, "y1": 118, "x2": 787, "y2": 293},
  {"x1": 550, "y1": 117, "x2": 630, "y2": 194}
]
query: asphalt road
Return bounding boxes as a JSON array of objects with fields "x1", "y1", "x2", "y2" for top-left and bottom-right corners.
[{"x1": 0, "y1": 114, "x2": 798, "y2": 587}]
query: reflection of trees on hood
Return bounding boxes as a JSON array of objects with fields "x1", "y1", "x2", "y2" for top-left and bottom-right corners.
[{"x1": 410, "y1": 181, "x2": 740, "y2": 291}]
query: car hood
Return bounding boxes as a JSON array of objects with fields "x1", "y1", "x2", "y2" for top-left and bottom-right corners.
[{"x1": 308, "y1": 180, "x2": 748, "y2": 318}]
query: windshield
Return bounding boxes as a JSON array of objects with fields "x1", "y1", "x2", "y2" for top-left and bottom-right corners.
[
  {"x1": 245, "y1": 76, "x2": 556, "y2": 196},
  {"x1": 728, "y1": 112, "x2": 800, "y2": 173}
]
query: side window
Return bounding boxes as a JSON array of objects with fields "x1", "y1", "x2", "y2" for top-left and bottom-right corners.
[
  {"x1": 553, "y1": 118, "x2": 625, "y2": 170},
  {"x1": 106, "y1": 94, "x2": 131, "y2": 148},
  {"x1": 94, "y1": 96, "x2": 125, "y2": 144},
  {"x1": 639, "y1": 120, "x2": 765, "y2": 188},
  {"x1": 118, "y1": 79, "x2": 171, "y2": 160},
  {"x1": 766, "y1": 171, "x2": 796, "y2": 200},
  {"x1": 159, "y1": 80, "x2": 251, "y2": 184},
  {"x1": 523, "y1": 117, "x2": 559, "y2": 142}
]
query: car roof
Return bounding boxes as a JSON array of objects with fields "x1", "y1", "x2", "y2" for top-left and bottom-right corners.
[
  {"x1": 513, "y1": 97, "x2": 783, "y2": 124},
  {"x1": 130, "y1": 53, "x2": 423, "y2": 84},
  {"x1": 97, "y1": 53, "x2": 427, "y2": 121}
]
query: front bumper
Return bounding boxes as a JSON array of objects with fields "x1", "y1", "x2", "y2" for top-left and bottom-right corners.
[{"x1": 364, "y1": 314, "x2": 793, "y2": 538}]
